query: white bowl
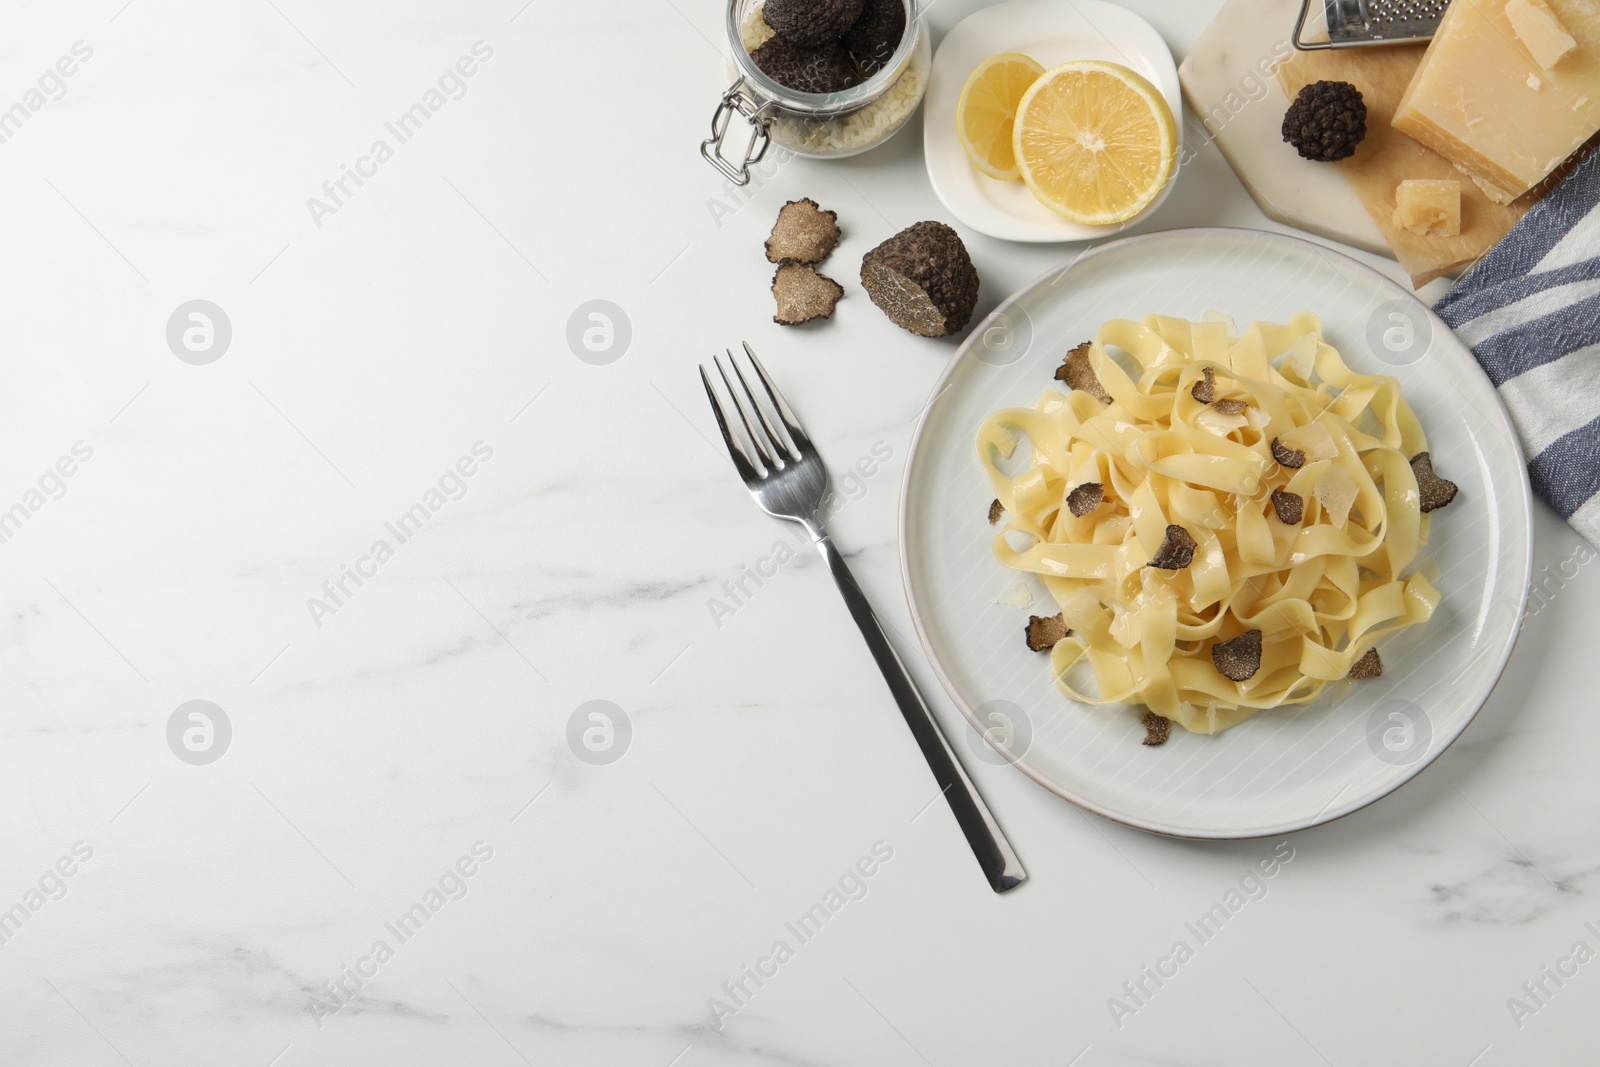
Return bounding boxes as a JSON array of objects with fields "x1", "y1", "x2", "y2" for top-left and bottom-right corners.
[{"x1": 924, "y1": 0, "x2": 1183, "y2": 243}]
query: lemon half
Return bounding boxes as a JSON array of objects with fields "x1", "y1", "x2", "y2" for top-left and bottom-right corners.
[
  {"x1": 1012, "y1": 60, "x2": 1177, "y2": 225},
  {"x1": 956, "y1": 52, "x2": 1046, "y2": 180}
]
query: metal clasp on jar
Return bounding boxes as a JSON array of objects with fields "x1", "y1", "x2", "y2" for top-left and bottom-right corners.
[{"x1": 701, "y1": 78, "x2": 772, "y2": 186}]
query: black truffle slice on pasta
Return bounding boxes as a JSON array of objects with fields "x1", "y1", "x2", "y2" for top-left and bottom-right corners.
[
  {"x1": 1056, "y1": 342, "x2": 1112, "y2": 403},
  {"x1": 1025, "y1": 613, "x2": 1069, "y2": 652},
  {"x1": 1147, "y1": 525, "x2": 1197, "y2": 570},
  {"x1": 1410, "y1": 451, "x2": 1459, "y2": 512},
  {"x1": 1212, "y1": 630, "x2": 1263, "y2": 682},
  {"x1": 1270, "y1": 437, "x2": 1307, "y2": 469},
  {"x1": 1347, "y1": 648, "x2": 1383, "y2": 679},
  {"x1": 1211, "y1": 398, "x2": 1248, "y2": 416},
  {"x1": 1141, "y1": 711, "x2": 1171, "y2": 746},
  {"x1": 1191, "y1": 367, "x2": 1216, "y2": 403},
  {"x1": 1066, "y1": 482, "x2": 1104, "y2": 517},
  {"x1": 1271, "y1": 489, "x2": 1304, "y2": 525}
]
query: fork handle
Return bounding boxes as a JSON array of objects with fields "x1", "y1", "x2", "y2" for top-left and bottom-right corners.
[{"x1": 806, "y1": 523, "x2": 1027, "y2": 893}]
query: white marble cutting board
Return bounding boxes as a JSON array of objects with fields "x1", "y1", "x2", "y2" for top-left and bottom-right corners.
[{"x1": 1178, "y1": 0, "x2": 1390, "y2": 256}]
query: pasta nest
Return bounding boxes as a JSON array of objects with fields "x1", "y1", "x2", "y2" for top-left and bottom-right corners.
[{"x1": 978, "y1": 313, "x2": 1441, "y2": 735}]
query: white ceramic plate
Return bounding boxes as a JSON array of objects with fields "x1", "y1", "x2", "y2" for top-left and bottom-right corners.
[
  {"x1": 924, "y1": 0, "x2": 1182, "y2": 243},
  {"x1": 899, "y1": 228, "x2": 1533, "y2": 838}
]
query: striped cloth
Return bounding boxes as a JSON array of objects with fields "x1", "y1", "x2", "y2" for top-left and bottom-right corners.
[{"x1": 1436, "y1": 148, "x2": 1600, "y2": 547}]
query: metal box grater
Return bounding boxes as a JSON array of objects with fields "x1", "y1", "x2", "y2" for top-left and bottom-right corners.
[{"x1": 1292, "y1": 0, "x2": 1454, "y2": 49}]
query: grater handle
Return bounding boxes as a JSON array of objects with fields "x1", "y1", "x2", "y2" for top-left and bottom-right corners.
[{"x1": 1291, "y1": 0, "x2": 1336, "y2": 50}]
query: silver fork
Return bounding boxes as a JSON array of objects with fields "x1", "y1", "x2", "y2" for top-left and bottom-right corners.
[{"x1": 700, "y1": 343, "x2": 1027, "y2": 894}]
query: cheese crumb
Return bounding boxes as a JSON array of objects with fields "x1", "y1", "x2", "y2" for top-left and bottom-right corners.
[
  {"x1": 1279, "y1": 421, "x2": 1339, "y2": 462},
  {"x1": 995, "y1": 580, "x2": 1034, "y2": 610},
  {"x1": 1506, "y1": 0, "x2": 1577, "y2": 71},
  {"x1": 1392, "y1": 179, "x2": 1462, "y2": 237},
  {"x1": 1528, "y1": 74, "x2": 1544, "y2": 90}
]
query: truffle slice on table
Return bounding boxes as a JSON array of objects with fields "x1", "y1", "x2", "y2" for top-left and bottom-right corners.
[
  {"x1": 1055, "y1": 342, "x2": 1112, "y2": 403},
  {"x1": 751, "y1": 35, "x2": 861, "y2": 94},
  {"x1": 765, "y1": 198, "x2": 841, "y2": 264},
  {"x1": 1212, "y1": 630, "x2": 1263, "y2": 682},
  {"x1": 1410, "y1": 451, "x2": 1459, "y2": 513},
  {"x1": 1282, "y1": 80, "x2": 1367, "y2": 162},
  {"x1": 1025, "y1": 613, "x2": 1069, "y2": 652},
  {"x1": 859, "y1": 221, "x2": 979, "y2": 337},
  {"x1": 772, "y1": 264, "x2": 844, "y2": 325},
  {"x1": 763, "y1": 0, "x2": 865, "y2": 49},
  {"x1": 843, "y1": 0, "x2": 907, "y2": 73},
  {"x1": 988, "y1": 498, "x2": 1003, "y2": 525},
  {"x1": 1141, "y1": 711, "x2": 1171, "y2": 746}
]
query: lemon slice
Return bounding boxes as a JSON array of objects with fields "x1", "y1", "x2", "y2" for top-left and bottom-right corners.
[
  {"x1": 1013, "y1": 60, "x2": 1177, "y2": 225},
  {"x1": 956, "y1": 52, "x2": 1046, "y2": 180}
]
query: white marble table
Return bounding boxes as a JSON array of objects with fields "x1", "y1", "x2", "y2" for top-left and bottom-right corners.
[{"x1": 1, "y1": 1, "x2": 1595, "y2": 1064}]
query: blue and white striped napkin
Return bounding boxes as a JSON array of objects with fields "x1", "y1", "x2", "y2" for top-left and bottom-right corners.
[{"x1": 1435, "y1": 148, "x2": 1600, "y2": 547}]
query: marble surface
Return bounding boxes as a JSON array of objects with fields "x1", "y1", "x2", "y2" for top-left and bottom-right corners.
[{"x1": 0, "y1": 1, "x2": 1595, "y2": 1065}]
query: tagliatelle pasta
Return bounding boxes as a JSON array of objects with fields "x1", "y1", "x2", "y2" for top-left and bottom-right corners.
[{"x1": 978, "y1": 312, "x2": 1443, "y2": 736}]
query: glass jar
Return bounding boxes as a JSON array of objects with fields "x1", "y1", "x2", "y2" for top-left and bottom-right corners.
[{"x1": 701, "y1": 0, "x2": 929, "y2": 184}]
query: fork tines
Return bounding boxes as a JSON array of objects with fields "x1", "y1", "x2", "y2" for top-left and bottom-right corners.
[{"x1": 699, "y1": 343, "x2": 812, "y2": 478}]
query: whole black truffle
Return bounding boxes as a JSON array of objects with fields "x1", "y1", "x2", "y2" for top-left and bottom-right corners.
[
  {"x1": 751, "y1": 35, "x2": 861, "y2": 94},
  {"x1": 1282, "y1": 80, "x2": 1367, "y2": 162},
  {"x1": 763, "y1": 0, "x2": 865, "y2": 48},
  {"x1": 842, "y1": 0, "x2": 907, "y2": 74},
  {"x1": 860, "y1": 221, "x2": 979, "y2": 338}
]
